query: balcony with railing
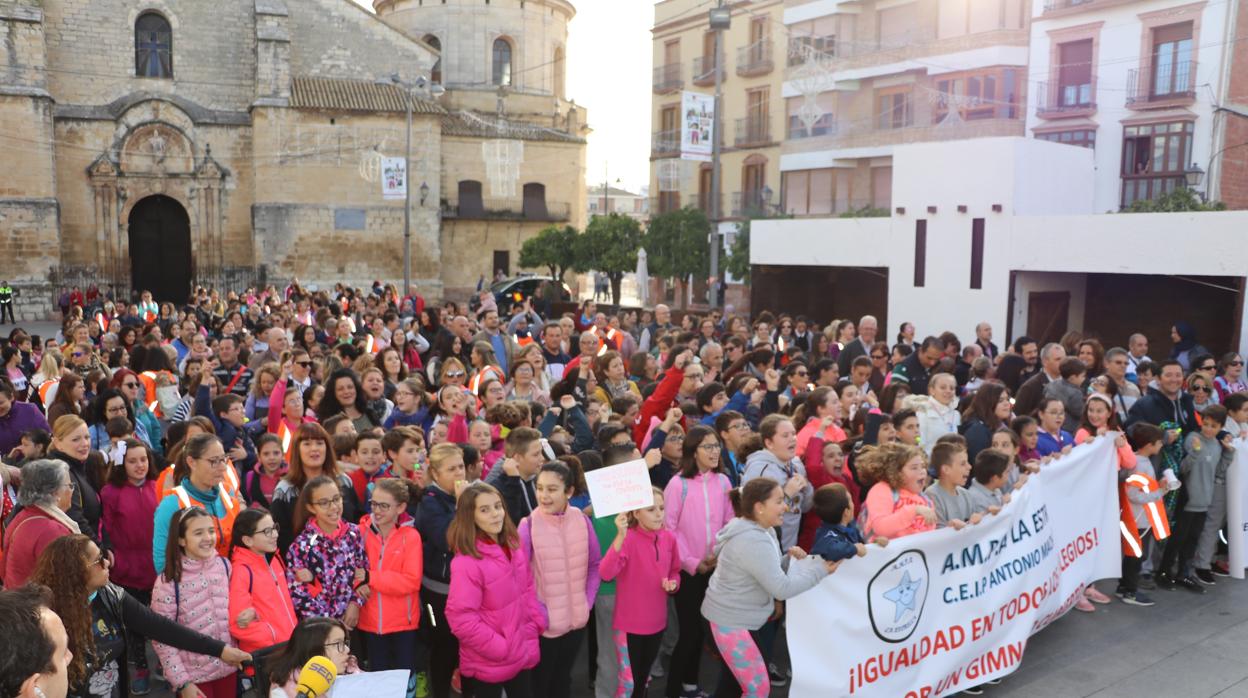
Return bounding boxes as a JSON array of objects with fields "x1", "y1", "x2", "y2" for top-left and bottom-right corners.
[
  {"x1": 441, "y1": 197, "x2": 571, "y2": 222},
  {"x1": 735, "y1": 117, "x2": 772, "y2": 147},
  {"x1": 731, "y1": 189, "x2": 775, "y2": 218},
  {"x1": 737, "y1": 39, "x2": 774, "y2": 77},
  {"x1": 786, "y1": 35, "x2": 836, "y2": 69},
  {"x1": 1126, "y1": 60, "x2": 1197, "y2": 108},
  {"x1": 1042, "y1": 0, "x2": 1142, "y2": 16},
  {"x1": 651, "y1": 129, "x2": 679, "y2": 158},
  {"x1": 787, "y1": 113, "x2": 837, "y2": 140},
  {"x1": 653, "y1": 63, "x2": 682, "y2": 94},
  {"x1": 693, "y1": 55, "x2": 724, "y2": 87},
  {"x1": 783, "y1": 105, "x2": 1024, "y2": 155},
  {"x1": 1034, "y1": 80, "x2": 1096, "y2": 119}
]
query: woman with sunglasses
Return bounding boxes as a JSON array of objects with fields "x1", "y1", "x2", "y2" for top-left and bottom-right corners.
[
  {"x1": 1214, "y1": 353, "x2": 1247, "y2": 402},
  {"x1": 31, "y1": 534, "x2": 250, "y2": 698},
  {"x1": 110, "y1": 369, "x2": 164, "y2": 459},
  {"x1": 1187, "y1": 373, "x2": 1217, "y2": 413}
]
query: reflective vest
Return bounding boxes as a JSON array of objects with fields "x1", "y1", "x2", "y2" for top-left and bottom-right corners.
[
  {"x1": 1119, "y1": 474, "x2": 1171, "y2": 558},
  {"x1": 138, "y1": 370, "x2": 177, "y2": 419},
  {"x1": 37, "y1": 379, "x2": 59, "y2": 406},
  {"x1": 276, "y1": 422, "x2": 294, "y2": 463},
  {"x1": 172, "y1": 484, "x2": 242, "y2": 558},
  {"x1": 157, "y1": 460, "x2": 241, "y2": 501}
]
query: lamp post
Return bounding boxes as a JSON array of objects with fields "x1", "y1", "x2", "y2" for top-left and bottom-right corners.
[
  {"x1": 707, "y1": 0, "x2": 730, "y2": 309},
  {"x1": 1184, "y1": 162, "x2": 1206, "y2": 201},
  {"x1": 379, "y1": 73, "x2": 445, "y2": 298}
]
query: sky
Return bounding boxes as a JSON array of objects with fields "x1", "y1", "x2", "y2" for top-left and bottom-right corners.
[{"x1": 351, "y1": 0, "x2": 654, "y2": 195}]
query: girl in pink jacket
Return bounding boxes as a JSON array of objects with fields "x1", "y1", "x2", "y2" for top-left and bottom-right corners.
[
  {"x1": 99, "y1": 439, "x2": 159, "y2": 693},
  {"x1": 517, "y1": 462, "x2": 601, "y2": 698},
  {"x1": 859, "y1": 442, "x2": 938, "y2": 539},
  {"x1": 661, "y1": 425, "x2": 734, "y2": 698},
  {"x1": 150, "y1": 507, "x2": 239, "y2": 698},
  {"x1": 601, "y1": 487, "x2": 680, "y2": 698},
  {"x1": 446, "y1": 482, "x2": 546, "y2": 698}
]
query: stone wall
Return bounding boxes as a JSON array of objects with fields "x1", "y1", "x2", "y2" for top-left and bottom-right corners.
[{"x1": 0, "y1": 197, "x2": 61, "y2": 320}]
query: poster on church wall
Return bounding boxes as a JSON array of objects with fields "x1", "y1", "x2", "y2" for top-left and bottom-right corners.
[
  {"x1": 382, "y1": 157, "x2": 406, "y2": 200},
  {"x1": 680, "y1": 91, "x2": 714, "y2": 162}
]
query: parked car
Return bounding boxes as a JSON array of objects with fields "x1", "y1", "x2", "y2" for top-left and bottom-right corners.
[{"x1": 469, "y1": 275, "x2": 572, "y2": 313}]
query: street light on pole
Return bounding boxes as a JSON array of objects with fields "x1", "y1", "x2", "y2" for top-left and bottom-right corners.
[
  {"x1": 379, "y1": 73, "x2": 445, "y2": 299},
  {"x1": 707, "y1": 1, "x2": 730, "y2": 309}
]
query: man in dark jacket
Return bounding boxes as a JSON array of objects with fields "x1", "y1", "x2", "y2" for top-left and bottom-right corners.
[
  {"x1": 1126, "y1": 359, "x2": 1199, "y2": 434},
  {"x1": 1013, "y1": 343, "x2": 1065, "y2": 418},
  {"x1": 890, "y1": 336, "x2": 944, "y2": 396},
  {"x1": 837, "y1": 314, "x2": 878, "y2": 376}
]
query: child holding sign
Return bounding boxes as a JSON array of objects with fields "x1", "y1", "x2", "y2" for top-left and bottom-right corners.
[
  {"x1": 518, "y1": 461, "x2": 602, "y2": 698},
  {"x1": 600, "y1": 487, "x2": 680, "y2": 697}
]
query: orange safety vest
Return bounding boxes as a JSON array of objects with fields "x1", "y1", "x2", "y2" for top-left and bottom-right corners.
[
  {"x1": 1119, "y1": 474, "x2": 1171, "y2": 558},
  {"x1": 276, "y1": 421, "x2": 295, "y2": 463},
  {"x1": 157, "y1": 461, "x2": 242, "y2": 501},
  {"x1": 138, "y1": 370, "x2": 177, "y2": 419},
  {"x1": 171, "y1": 484, "x2": 242, "y2": 558},
  {"x1": 37, "y1": 379, "x2": 59, "y2": 406}
]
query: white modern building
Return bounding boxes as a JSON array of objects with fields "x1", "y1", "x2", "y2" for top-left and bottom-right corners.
[
  {"x1": 1025, "y1": 0, "x2": 1237, "y2": 211},
  {"x1": 751, "y1": 137, "x2": 1248, "y2": 355}
]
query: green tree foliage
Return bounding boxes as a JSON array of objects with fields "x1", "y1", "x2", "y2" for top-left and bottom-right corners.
[
  {"x1": 518, "y1": 224, "x2": 577, "y2": 281},
  {"x1": 642, "y1": 207, "x2": 711, "y2": 284},
  {"x1": 838, "y1": 205, "x2": 891, "y2": 218},
  {"x1": 574, "y1": 213, "x2": 642, "y2": 305},
  {"x1": 1122, "y1": 188, "x2": 1226, "y2": 213},
  {"x1": 725, "y1": 220, "x2": 751, "y2": 283}
]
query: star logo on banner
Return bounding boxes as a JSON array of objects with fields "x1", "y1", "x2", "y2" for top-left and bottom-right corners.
[{"x1": 882, "y1": 570, "x2": 923, "y2": 622}]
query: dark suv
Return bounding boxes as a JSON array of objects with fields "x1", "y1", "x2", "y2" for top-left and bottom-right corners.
[{"x1": 469, "y1": 275, "x2": 572, "y2": 312}]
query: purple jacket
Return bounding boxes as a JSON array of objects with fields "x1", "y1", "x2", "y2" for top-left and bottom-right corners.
[
  {"x1": 446, "y1": 539, "x2": 546, "y2": 684},
  {"x1": 0, "y1": 401, "x2": 50, "y2": 456},
  {"x1": 100, "y1": 481, "x2": 158, "y2": 590}
]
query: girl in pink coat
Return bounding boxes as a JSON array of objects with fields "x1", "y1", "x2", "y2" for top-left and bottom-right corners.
[
  {"x1": 445, "y1": 482, "x2": 546, "y2": 698},
  {"x1": 99, "y1": 439, "x2": 160, "y2": 693},
  {"x1": 859, "y1": 443, "x2": 938, "y2": 539},
  {"x1": 150, "y1": 507, "x2": 239, "y2": 698},
  {"x1": 601, "y1": 487, "x2": 680, "y2": 698}
]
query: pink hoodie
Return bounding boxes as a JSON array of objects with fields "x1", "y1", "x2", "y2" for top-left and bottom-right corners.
[
  {"x1": 663, "y1": 470, "x2": 734, "y2": 575},
  {"x1": 446, "y1": 538, "x2": 547, "y2": 684}
]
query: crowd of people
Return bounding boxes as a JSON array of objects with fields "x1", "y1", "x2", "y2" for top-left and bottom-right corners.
[{"x1": 0, "y1": 280, "x2": 1243, "y2": 698}]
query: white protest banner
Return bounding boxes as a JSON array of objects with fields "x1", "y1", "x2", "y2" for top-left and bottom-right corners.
[
  {"x1": 382, "y1": 156, "x2": 406, "y2": 200},
  {"x1": 330, "y1": 669, "x2": 409, "y2": 697},
  {"x1": 789, "y1": 437, "x2": 1121, "y2": 698},
  {"x1": 680, "y1": 91, "x2": 714, "y2": 162},
  {"x1": 1226, "y1": 438, "x2": 1248, "y2": 578},
  {"x1": 585, "y1": 458, "x2": 654, "y2": 518}
]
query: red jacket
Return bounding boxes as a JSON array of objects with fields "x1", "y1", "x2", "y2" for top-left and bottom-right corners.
[
  {"x1": 633, "y1": 366, "x2": 685, "y2": 449},
  {"x1": 358, "y1": 515, "x2": 424, "y2": 634},
  {"x1": 798, "y1": 436, "x2": 860, "y2": 552},
  {"x1": 229, "y1": 547, "x2": 298, "y2": 652},
  {"x1": 100, "y1": 481, "x2": 158, "y2": 590},
  {"x1": 2, "y1": 508, "x2": 72, "y2": 588}
]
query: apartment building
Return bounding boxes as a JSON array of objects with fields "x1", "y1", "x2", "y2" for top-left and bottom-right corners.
[
  {"x1": 650, "y1": 0, "x2": 786, "y2": 221},
  {"x1": 588, "y1": 185, "x2": 650, "y2": 224},
  {"x1": 779, "y1": 0, "x2": 1031, "y2": 215},
  {"x1": 1025, "y1": 0, "x2": 1239, "y2": 211}
]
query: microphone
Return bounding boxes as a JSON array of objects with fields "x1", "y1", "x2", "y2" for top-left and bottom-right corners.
[{"x1": 294, "y1": 655, "x2": 338, "y2": 698}]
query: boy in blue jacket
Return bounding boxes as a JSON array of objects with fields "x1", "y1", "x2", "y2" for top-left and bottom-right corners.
[
  {"x1": 195, "y1": 385, "x2": 257, "y2": 475},
  {"x1": 810, "y1": 483, "x2": 888, "y2": 561}
]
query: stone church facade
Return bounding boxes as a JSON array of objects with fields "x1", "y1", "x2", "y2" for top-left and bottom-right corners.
[{"x1": 0, "y1": 0, "x2": 587, "y2": 317}]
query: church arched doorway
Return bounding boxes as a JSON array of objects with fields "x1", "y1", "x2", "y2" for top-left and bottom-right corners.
[{"x1": 128, "y1": 194, "x2": 191, "y2": 303}]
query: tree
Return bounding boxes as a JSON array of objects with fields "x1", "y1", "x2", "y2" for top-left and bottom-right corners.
[
  {"x1": 518, "y1": 224, "x2": 577, "y2": 281},
  {"x1": 725, "y1": 220, "x2": 751, "y2": 283},
  {"x1": 642, "y1": 207, "x2": 711, "y2": 286},
  {"x1": 573, "y1": 213, "x2": 642, "y2": 306},
  {"x1": 1122, "y1": 188, "x2": 1226, "y2": 213}
]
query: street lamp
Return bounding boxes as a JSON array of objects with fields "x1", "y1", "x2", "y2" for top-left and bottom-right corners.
[
  {"x1": 378, "y1": 73, "x2": 445, "y2": 299},
  {"x1": 1183, "y1": 162, "x2": 1206, "y2": 202}
]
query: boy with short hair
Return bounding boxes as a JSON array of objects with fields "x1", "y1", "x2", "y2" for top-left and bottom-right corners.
[
  {"x1": 486, "y1": 426, "x2": 545, "y2": 524},
  {"x1": 810, "y1": 483, "x2": 888, "y2": 561},
  {"x1": 1118, "y1": 423, "x2": 1172, "y2": 606},
  {"x1": 348, "y1": 432, "x2": 388, "y2": 508},
  {"x1": 1044, "y1": 358, "x2": 1088, "y2": 433},
  {"x1": 923, "y1": 443, "x2": 981, "y2": 529},
  {"x1": 1162, "y1": 405, "x2": 1234, "y2": 592},
  {"x1": 893, "y1": 409, "x2": 920, "y2": 447},
  {"x1": 965, "y1": 449, "x2": 1011, "y2": 515},
  {"x1": 199, "y1": 390, "x2": 256, "y2": 472}
]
